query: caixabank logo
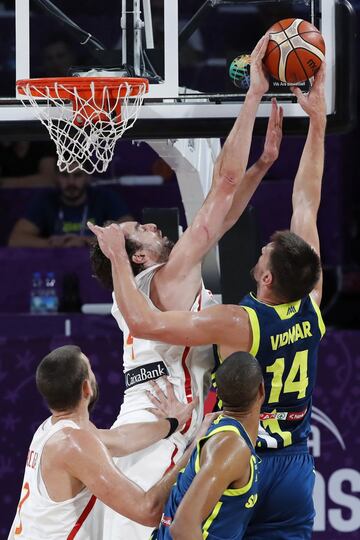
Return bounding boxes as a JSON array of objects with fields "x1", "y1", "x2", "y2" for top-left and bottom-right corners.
[{"x1": 309, "y1": 406, "x2": 360, "y2": 535}]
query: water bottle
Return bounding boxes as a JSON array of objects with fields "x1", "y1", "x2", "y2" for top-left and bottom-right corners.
[
  {"x1": 44, "y1": 272, "x2": 59, "y2": 313},
  {"x1": 30, "y1": 272, "x2": 43, "y2": 313}
]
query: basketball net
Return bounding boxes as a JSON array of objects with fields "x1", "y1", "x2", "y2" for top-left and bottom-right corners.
[{"x1": 16, "y1": 77, "x2": 149, "y2": 174}]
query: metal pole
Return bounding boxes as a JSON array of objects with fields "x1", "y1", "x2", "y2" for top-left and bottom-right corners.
[
  {"x1": 121, "y1": 0, "x2": 127, "y2": 65},
  {"x1": 133, "y1": 0, "x2": 142, "y2": 74},
  {"x1": 142, "y1": 0, "x2": 154, "y2": 49}
]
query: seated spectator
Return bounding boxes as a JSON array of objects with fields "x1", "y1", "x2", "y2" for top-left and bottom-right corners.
[
  {"x1": 40, "y1": 35, "x2": 80, "y2": 78},
  {"x1": 8, "y1": 168, "x2": 132, "y2": 247},
  {"x1": 0, "y1": 141, "x2": 57, "y2": 188}
]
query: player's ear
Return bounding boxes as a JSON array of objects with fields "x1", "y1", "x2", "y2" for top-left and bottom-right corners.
[
  {"x1": 259, "y1": 380, "x2": 265, "y2": 404},
  {"x1": 132, "y1": 250, "x2": 147, "y2": 265},
  {"x1": 82, "y1": 379, "x2": 92, "y2": 399},
  {"x1": 263, "y1": 270, "x2": 273, "y2": 286}
]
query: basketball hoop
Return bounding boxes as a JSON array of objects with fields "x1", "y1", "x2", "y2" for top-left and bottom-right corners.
[{"x1": 16, "y1": 77, "x2": 149, "y2": 174}]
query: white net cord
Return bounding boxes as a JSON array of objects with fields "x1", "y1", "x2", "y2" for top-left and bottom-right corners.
[{"x1": 17, "y1": 80, "x2": 147, "y2": 174}]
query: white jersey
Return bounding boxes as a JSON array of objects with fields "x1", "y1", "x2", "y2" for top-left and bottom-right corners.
[
  {"x1": 102, "y1": 264, "x2": 217, "y2": 540},
  {"x1": 111, "y1": 263, "x2": 216, "y2": 442},
  {"x1": 8, "y1": 418, "x2": 102, "y2": 540}
]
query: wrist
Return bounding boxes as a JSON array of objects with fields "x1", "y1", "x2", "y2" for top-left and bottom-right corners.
[
  {"x1": 109, "y1": 248, "x2": 128, "y2": 265},
  {"x1": 165, "y1": 417, "x2": 179, "y2": 438},
  {"x1": 245, "y1": 89, "x2": 263, "y2": 103},
  {"x1": 309, "y1": 115, "x2": 327, "y2": 133}
]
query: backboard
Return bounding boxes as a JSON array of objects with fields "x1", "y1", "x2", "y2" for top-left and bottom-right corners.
[{"x1": 0, "y1": 0, "x2": 357, "y2": 139}]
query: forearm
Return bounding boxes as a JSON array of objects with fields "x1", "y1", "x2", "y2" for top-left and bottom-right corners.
[
  {"x1": 223, "y1": 155, "x2": 273, "y2": 231},
  {"x1": 110, "y1": 250, "x2": 155, "y2": 332},
  {"x1": 0, "y1": 174, "x2": 55, "y2": 189},
  {"x1": 8, "y1": 233, "x2": 50, "y2": 247},
  {"x1": 171, "y1": 522, "x2": 203, "y2": 540},
  {"x1": 216, "y1": 91, "x2": 262, "y2": 184},
  {"x1": 292, "y1": 116, "x2": 326, "y2": 214},
  {"x1": 98, "y1": 420, "x2": 173, "y2": 457},
  {"x1": 145, "y1": 445, "x2": 193, "y2": 521}
]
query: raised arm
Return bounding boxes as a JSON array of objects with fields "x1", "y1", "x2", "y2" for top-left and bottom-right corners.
[
  {"x1": 158, "y1": 35, "x2": 270, "y2": 281},
  {"x1": 88, "y1": 222, "x2": 251, "y2": 350},
  {"x1": 290, "y1": 64, "x2": 327, "y2": 305},
  {"x1": 169, "y1": 432, "x2": 251, "y2": 540},
  {"x1": 221, "y1": 98, "x2": 283, "y2": 233}
]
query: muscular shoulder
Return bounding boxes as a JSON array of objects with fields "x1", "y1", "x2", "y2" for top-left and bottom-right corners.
[
  {"x1": 201, "y1": 429, "x2": 250, "y2": 468},
  {"x1": 47, "y1": 427, "x2": 99, "y2": 465},
  {"x1": 199, "y1": 430, "x2": 251, "y2": 486}
]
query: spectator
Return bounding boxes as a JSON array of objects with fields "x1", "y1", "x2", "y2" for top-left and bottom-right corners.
[
  {"x1": 8, "y1": 169, "x2": 132, "y2": 247},
  {"x1": 0, "y1": 141, "x2": 57, "y2": 188},
  {"x1": 40, "y1": 35, "x2": 79, "y2": 78}
]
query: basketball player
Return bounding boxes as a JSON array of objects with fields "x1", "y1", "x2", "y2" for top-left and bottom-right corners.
[
  {"x1": 7, "y1": 345, "x2": 205, "y2": 540},
  {"x1": 152, "y1": 352, "x2": 264, "y2": 540},
  {"x1": 89, "y1": 63, "x2": 327, "y2": 539},
  {"x1": 89, "y1": 34, "x2": 282, "y2": 540}
]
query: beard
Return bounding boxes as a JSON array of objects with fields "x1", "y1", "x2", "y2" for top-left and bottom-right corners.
[
  {"x1": 62, "y1": 186, "x2": 86, "y2": 203},
  {"x1": 157, "y1": 238, "x2": 175, "y2": 263},
  {"x1": 88, "y1": 379, "x2": 100, "y2": 413}
]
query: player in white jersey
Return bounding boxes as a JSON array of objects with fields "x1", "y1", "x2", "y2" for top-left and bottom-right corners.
[
  {"x1": 89, "y1": 34, "x2": 282, "y2": 540},
  {"x1": 8, "y1": 345, "x2": 204, "y2": 540}
]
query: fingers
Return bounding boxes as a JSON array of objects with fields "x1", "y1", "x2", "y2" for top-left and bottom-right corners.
[
  {"x1": 269, "y1": 97, "x2": 277, "y2": 123},
  {"x1": 279, "y1": 106, "x2": 284, "y2": 130},
  {"x1": 164, "y1": 378, "x2": 176, "y2": 401},
  {"x1": 146, "y1": 389, "x2": 162, "y2": 407},
  {"x1": 258, "y1": 33, "x2": 270, "y2": 60},
  {"x1": 87, "y1": 221, "x2": 103, "y2": 235},
  {"x1": 290, "y1": 85, "x2": 305, "y2": 105},
  {"x1": 184, "y1": 397, "x2": 199, "y2": 416},
  {"x1": 192, "y1": 396, "x2": 200, "y2": 409},
  {"x1": 312, "y1": 61, "x2": 326, "y2": 88},
  {"x1": 251, "y1": 34, "x2": 269, "y2": 61},
  {"x1": 148, "y1": 380, "x2": 167, "y2": 402},
  {"x1": 144, "y1": 407, "x2": 162, "y2": 418}
]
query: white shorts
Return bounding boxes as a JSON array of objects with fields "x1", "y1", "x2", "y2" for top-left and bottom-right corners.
[{"x1": 101, "y1": 405, "x2": 188, "y2": 540}]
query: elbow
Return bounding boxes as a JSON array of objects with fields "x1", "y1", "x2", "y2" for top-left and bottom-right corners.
[
  {"x1": 217, "y1": 173, "x2": 239, "y2": 195},
  {"x1": 127, "y1": 317, "x2": 151, "y2": 339},
  {"x1": 140, "y1": 497, "x2": 162, "y2": 528}
]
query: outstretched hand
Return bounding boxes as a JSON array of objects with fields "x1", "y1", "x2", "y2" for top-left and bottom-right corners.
[
  {"x1": 262, "y1": 98, "x2": 283, "y2": 164},
  {"x1": 249, "y1": 34, "x2": 270, "y2": 98},
  {"x1": 146, "y1": 378, "x2": 199, "y2": 431},
  {"x1": 87, "y1": 221, "x2": 126, "y2": 260},
  {"x1": 291, "y1": 62, "x2": 326, "y2": 120}
]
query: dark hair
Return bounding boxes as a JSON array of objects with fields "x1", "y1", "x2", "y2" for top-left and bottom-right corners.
[
  {"x1": 90, "y1": 237, "x2": 145, "y2": 290},
  {"x1": 215, "y1": 352, "x2": 263, "y2": 411},
  {"x1": 269, "y1": 230, "x2": 321, "y2": 302},
  {"x1": 36, "y1": 345, "x2": 89, "y2": 411}
]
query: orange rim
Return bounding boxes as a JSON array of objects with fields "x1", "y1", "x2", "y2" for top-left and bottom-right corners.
[{"x1": 16, "y1": 76, "x2": 149, "y2": 100}]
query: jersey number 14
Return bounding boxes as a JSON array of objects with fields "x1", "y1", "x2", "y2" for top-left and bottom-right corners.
[{"x1": 266, "y1": 350, "x2": 309, "y2": 403}]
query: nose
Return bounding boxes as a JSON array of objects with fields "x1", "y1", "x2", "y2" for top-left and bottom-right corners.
[{"x1": 145, "y1": 223, "x2": 157, "y2": 232}]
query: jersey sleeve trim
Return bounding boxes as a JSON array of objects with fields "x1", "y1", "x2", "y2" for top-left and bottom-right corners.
[
  {"x1": 194, "y1": 425, "x2": 240, "y2": 473},
  {"x1": 309, "y1": 295, "x2": 326, "y2": 338},
  {"x1": 202, "y1": 501, "x2": 223, "y2": 539},
  {"x1": 241, "y1": 306, "x2": 260, "y2": 357},
  {"x1": 223, "y1": 455, "x2": 255, "y2": 497}
]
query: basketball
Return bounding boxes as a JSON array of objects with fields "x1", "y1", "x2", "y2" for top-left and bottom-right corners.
[
  {"x1": 264, "y1": 18, "x2": 325, "y2": 84},
  {"x1": 229, "y1": 54, "x2": 251, "y2": 90}
]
